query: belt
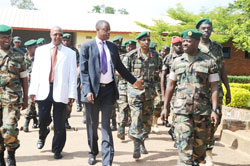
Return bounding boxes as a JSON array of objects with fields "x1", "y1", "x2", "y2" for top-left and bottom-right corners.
[
  {"x1": 100, "y1": 81, "x2": 113, "y2": 88},
  {"x1": 49, "y1": 82, "x2": 53, "y2": 86}
]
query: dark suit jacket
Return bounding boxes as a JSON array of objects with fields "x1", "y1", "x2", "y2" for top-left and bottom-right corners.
[{"x1": 80, "y1": 39, "x2": 137, "y2": 103}]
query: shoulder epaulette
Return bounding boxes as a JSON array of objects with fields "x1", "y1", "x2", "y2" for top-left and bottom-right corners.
[{"x1": 212, "y1": 41, "x2": 222, "y2": 49}]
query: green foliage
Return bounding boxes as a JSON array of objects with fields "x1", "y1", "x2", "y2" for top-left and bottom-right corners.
[
  {"x1": 92, "y1": 5, "x2": 101, "y2": 13},
  {"x1": 105, "y1": 6, "x2": 115, "y2": 14},
  {"x1": 118, "y1": 8, "x2": 129, "y2": 15},
  {"x1": 222, "y1": 85, "x2": 250, "y2": 108},
  {"x1": 228, "y1": 0, "x2": 250, "y2": 52},
  {"x1": 10, "y1": 0, "x2": 37, "y2": 10},
  {"x1": 228, "y1": 75, "x2": 250, "y2": 83},
  {"x1": 229, "y1": 83, "x2": 250, "y2": 91},
  {"x1": 90, "y1": 5, "x2": 128, "y2": 15}
]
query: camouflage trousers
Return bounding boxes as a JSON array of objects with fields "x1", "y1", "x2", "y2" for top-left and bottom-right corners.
[
  {"x1": 153, "y1": 91, "x2": 163, "y2": 118},
  {"x1": 174, "y1": 114, "x2": 211, "y2": 166},
  {"x1": 66, "y1": 102, "x2": 73, "y2": 119},
  {"x1": 207, "y1": 99, "x2": 223, "y2": 150},
  {"x1": 25, "y1": 97, "x2": 37, "y2": 119},
  {"x1": 117, "y1": 95, "x2": 131, "y2": 127},
  {"x1": 128, "y1": 98, "x2": 153, "y2": 141},
  {"x1": 0, "y1": 103, "x2": 21, "y2": 152}
]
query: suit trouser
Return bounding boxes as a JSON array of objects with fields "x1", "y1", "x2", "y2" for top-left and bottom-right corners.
[
  {"x1": 37, "y1": 85, "x2": 67, "y2": 154},
  {"x1": 85, "y1": 82, "x2": 115, "y2": 165}
]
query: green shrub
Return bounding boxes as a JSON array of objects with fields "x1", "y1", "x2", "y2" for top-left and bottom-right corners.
[
  {"x1": 222, "y1": 84, "x2": 250, "y2": 108},
  {"x1": 228, "y1": 75, "x2": 250, "y2": 83}
]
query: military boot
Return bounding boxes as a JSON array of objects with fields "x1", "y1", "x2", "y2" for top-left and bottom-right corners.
[
  {"x1": 32, "y1": 117, "x2": 38, "y2": 128},
  {"x1": 7, "y1": 151, "x2": 16, "y2": 166},
  {"x1": 65, "y1": 119, "x2": 71, "y2": 129},
  {"x1": 117, "y1": 126, "x2": 125, "y2": 140},
  {"x1": 111, "y1": 119, "x2": 117, "y2": 131},
  {"x1": 23, "y1": 118, "x2": 30, "y2": 132},
  {"x1": 140, "y1": 140, "x2": 148, "y2": 154},
  {"x1": 0, "y1": 151, "x2": 6, "y2": 166},
  {"x1": 133, "y1": 139, "x2": 141, "y2": 160}
]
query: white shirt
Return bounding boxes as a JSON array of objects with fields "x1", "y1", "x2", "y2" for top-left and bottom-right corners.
[{"x1": 95, "y1": 37, "x2": 113, "y2": 84}]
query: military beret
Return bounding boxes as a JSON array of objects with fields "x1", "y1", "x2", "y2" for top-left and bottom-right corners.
[
  {"x1": 172, "y1": 37, "x2": 182, "y2": 44},
  {"x1": 136, "y1": 31, "x2": 150, "y2": 40},
  {"x1": 125, "y1": 40, "x2": 137, "y2": 46},
  {"x1": 24, "y1": 39, "x2": 37, "y2": 47},
  {"x1": 161, "y1": 45, "x2": 170, "y2": 50},
  {"x1": 181, "y1": 29, "x2": 202, "y2": 40},
  {"x1": 13, "y1": 36, "x2": 21, "y2": 42},
  {"x1": 149, "y1": 41, "x2": 157, "y2": 48},
  {"x1": 121, "y1": 43, "x2": 125, "y2": 47},
  {"x1": 196, "y1": 18, "x2": 212, "y2": 29},
  {"x1": 37, "y1": 38, "x2": 45, "y2": 45},
  {"x1": 0, "y1": 25, "x2": 12, "y2": 35},
  {"x1": 112, "y1": 36, "x2": 123, "y2": 42},
  {"x1": 63, "y1": 33, "x2": 72, "y2": 39}
]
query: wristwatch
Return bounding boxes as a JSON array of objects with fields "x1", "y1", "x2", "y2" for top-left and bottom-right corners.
[{"x1": 212, "y1": 108, "x2": 220, "y2": 114}]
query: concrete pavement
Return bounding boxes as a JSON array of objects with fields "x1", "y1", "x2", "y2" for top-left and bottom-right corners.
[{"x1": 13, "y1": 107, "x2": 250, "y2": 166}]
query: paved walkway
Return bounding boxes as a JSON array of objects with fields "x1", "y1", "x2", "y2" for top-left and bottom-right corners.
[{"x1": 14, "y1": 106, "x2": 250, "y2": 166}]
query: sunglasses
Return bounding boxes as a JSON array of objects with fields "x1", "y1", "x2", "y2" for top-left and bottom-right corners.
[{"x1": 140, "y1": 38, "x2": 151, "y2": 42}]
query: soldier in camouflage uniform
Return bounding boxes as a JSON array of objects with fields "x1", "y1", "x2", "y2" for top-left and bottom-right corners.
[
  {"x1": 62, "y1": 33, "x2": 81, "y2": 129},
  {"x1": 123, "y1": 32, "x2": 161, "y2": 159},
  {"x1": 36, "y1": 38, "x2": 45, "y2": 47},
  {"x1": 161, "y1": 30, "x2": 220, "y2": 166},
  {"x1": 161, "y1": 37, "x2": 183, "y2": 143},
  {"x1": 23, "y1": 39, "x2": 38, "y2": 132},
  {"x1": 149, "y1": 41, "x2": 163, "y2": 133},
  {"x1": 116, "y1": 40, "x2": 136, "y2": 140},
  {"x1": 196, "y1": 18, "x2": 231, "y2": 166},
  {"x1": 0, "y1": 25, "x2": 28, "y2": 166},
  {"x1": 110, "y1": 36, "x2": 124, "y2": 131}
]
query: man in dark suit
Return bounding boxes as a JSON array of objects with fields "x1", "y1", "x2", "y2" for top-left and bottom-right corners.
[{"x1": 80, "y1": 20, "x2": 142, "y2": 166}]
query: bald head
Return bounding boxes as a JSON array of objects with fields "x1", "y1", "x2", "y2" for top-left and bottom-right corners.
[
  {"x1": 50, "y1": 26, "x2": 63, "y2": 46},
  {"x1": 96, "y1": 20, "x2": 110, "y2": 30}
]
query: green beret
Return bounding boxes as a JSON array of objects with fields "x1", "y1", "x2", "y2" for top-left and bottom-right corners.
[
  {"x1": 149, "y1": 41, "x2": 157, "y2": 48},
  {"x1": 196, "y1": 18, "x2": 212, "y2": 29},
  {"x1": 63, "y1": 33, "x2": 72, "y2": 39},
  {"x1": 37, "y1": 38, "x2": 45, "y2": 45},
  {"x1": 162, "y1": 45, "x2": 170, "y2": 50},
  {"x1": 0, "y1": 24, "x2": 12, "y2": 35},
  {"x1": 181, "y1": 29, "x2": 202, "y2": 40},
  {"x1": 24, "y1": 39, "x2": 37, "y2": 47},
  {"x1": 121, "y1": 43, "x2": 125, "y2": 47},
  {"x1": 112, "y1": 36, "x2": 123, "y2": 42},
  {"x1": 125, "y1": 40, "x2": 137, "y2": 46},
  {"x1": 136, "y1": 31, "x2": 150, "y2": 40}
]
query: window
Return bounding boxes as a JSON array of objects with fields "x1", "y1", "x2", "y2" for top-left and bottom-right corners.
[
  {"x1": 86, "y1": 36, "x2": 92, "y2": 39},
  {"x1": 223, "y1": 47, "x2": 230, "y2": 58},
  {"x1": 245, "y1": 51, "x2": 250, "y2": 59}
]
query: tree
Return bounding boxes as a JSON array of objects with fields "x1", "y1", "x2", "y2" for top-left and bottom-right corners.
[
  {"x1": 228, "y1": 0, "x2": 250, "y2": 52},
  {"x1": 92, "y1": 5, "x2": 101, "y2": 13},
  {"x1": 118, "y1": 8, "x2": 129, "y2": 15},
  {"x1": 10, "y1": 0, "x2": 37, "y2": 10},
  {"x1": 104, "y1": 6, "x2": 115, "y2": 14}
]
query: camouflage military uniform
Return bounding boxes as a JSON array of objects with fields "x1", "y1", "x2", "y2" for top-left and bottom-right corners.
[
  {"x1": 170, "y1": 51, "x2": 218, "y2": 165},
  {"x1": 123, "y1": 48, "x2": 160, "y2": 141},
  {"x1": 117, "y1": 53, "x2": 131, "y2": 128},
  {"x1": 153, "y1": 55, "x2": 163, "y2": 118},
  {"x1": 0, "y1": 48, "x2": 26, "y2": 152},
  {"x1": 199, "y1": 41, "x2": 224, "y2": 150},
  {"x1": 24, "y1": 54, "x2": 37, "y2": 120}
]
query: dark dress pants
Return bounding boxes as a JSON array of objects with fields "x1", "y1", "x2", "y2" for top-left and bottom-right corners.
[
  {"x1": 85, "y1": 82, "x2": 115, "y2": 165},
  {"x1": 37, "y1": 84, "x2": 67, "y2": 154}
]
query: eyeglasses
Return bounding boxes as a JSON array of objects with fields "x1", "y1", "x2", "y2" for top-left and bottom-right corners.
[
  {"x1": 52, "y1": 33, "x2": 63, "y2": 37},
  {"x1": 140, "y1": 38, "x2": 151, "y2": 42}
]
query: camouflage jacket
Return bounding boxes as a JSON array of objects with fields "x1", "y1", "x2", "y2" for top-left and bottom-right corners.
[
  {"x1": 171, "y1": 51, "x2": 218, "y2": 115},
  {"x1": 118, "y1": 53, "x2": 128, "y2": 95},
  {"x1": 199, "y1": 40, "x2": 224, "y2": 97},
  {"x1": 0, "y1": 48, "x2": 26, "y2": 104},
  {"x1": 162, "y1": 52, "x2": 182, "y2": 74},
  {"x1": 123, "y1": 48, "x2": 161, "y2": 100},
  {"x1": 24, "y1": 53, "x2": 34, "y2": 74}
]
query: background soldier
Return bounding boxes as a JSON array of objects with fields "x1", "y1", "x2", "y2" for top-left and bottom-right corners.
[
  {"x1": 160, "y1": 45, "x2": 170, "y2": 59},
  {"x1": 12, "y1": 36, "x2": 26, "y2": 55},
  {"x1": 161, "y1": 29, "x2": 219, "y2": 166},
  {"x1": 123, "y1": 32, "x2": 161, "y2": 160},
  {"x1": 23, "y1": 39, "x2": 38, "y2": 132},
  {"x1": 0, "y1": 24, "x2": 28, "y2": 166},
  {"x1": 110, "y1": 35, "x2": 124, "y2": 131},
  {"x1": 116, "y1": 40, "x2": 136, "y2": 140},
  {"x1": 196, "y1": 18, "x2": 231, "y2": 166},
  {"x1": 62, "y1": 33, "x2": 81, "y2": 128},
  {"x1": 36, "y1": 38, "x2": 45, "y2": 47}
]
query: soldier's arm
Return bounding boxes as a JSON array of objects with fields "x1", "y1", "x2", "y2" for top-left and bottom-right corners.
[
  {"x1": 21, "y1": 77, "x2": 28, "y2": 110},
  {"x1": 160, "y1": 70, "x2": 167, "y2": 101},
  {"x1": 210, "y1": 81, "x2": 219, "y2": 126},
  {"x1": 220, "y1": 66, "x2": 231, "y2": 104}
]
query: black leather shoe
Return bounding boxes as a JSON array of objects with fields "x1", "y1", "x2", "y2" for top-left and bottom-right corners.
[
  {"x1": 88, "y1": 154, "x2": 96, "y2": 165},
  {"x1": 54, "y1": 153, "x2": 63, "y2": 159},
  {"x1": 65, "y1": 120, "x2": 71, "y2": 129},
  {"x1": 37, "y1": 128, "x2": 50, "y2": 149}
]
